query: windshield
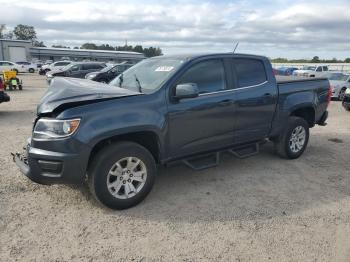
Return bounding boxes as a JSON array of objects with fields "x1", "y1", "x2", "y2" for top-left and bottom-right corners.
[
  {"x1": 100, "y1": 64, "x2": 114, "y2": 73},
  {"x1": 61, "y1": 64, "x2": 75, "y2": 71},
  {"x1": 110, "y1": 58, "x2": 184, "y2": 94},
  {"x1": 302, "y1": 66, "x2": 316, "y2": 70},
  {"x1": 325, "y1": 73, "x2": 349, "y2": 81}
]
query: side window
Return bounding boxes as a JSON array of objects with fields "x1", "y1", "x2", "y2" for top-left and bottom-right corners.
[
  {"x1": 323, "y1": 66, "x2": 328, "y2": 71},
  {"x1": 81, "y1": 64, "x2": 91, "y2": 70},
  {"x1": 82, "y1": 64, "x2": 101, "y2": 70},
  {"x1": 316, "y1": 66, "x2": 322, "y2": 72},
  {"x1": 96, "y1": 64, "x2": 105, "y2": 69},
  {"x1": 70, "y1": 65, "x2": 80, "y2": 71},
  {"x1": 177, "y1": 59, "x2": 226, "y2": 94},
  {"x1": 233, "y1": 58, "x2": 267, "y2": 88}
]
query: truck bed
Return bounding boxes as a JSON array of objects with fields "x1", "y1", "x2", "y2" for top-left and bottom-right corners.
[{"x1": 276, "y1": 75, "x2": 327, "y2": 84}]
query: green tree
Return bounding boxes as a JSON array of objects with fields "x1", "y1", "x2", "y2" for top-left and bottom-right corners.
[
  {"x1": 311, "y1": 56, "x2": 320, "y2": 63},
  {"x1": 52, "y1": 45, "x2": 70, "y2": 49},
  {"x1": 80, "y1": 43, "x2": 98, "y2": 50},
  {"x1": 0, "y1": 24, "x2": 5, "y2": 38},
  {"x1": 344, "y1": 58, "x2": 350, "y2": 63},
  {"x1": 34, "y1": 41, "x2": 46, "y2": 47},
  {"x1": 13, "y1": 24, "x2": 37, "y2": 42}
]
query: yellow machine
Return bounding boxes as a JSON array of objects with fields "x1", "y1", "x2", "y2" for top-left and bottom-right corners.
[{"x1": 2, "y1": 70, "x2": 23, "y2": 90}]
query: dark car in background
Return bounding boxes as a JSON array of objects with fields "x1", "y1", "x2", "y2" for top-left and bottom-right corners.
[
  {"x1": 46, "y1": 62, "x2": 106, "y2": 83},
  {"x1": 342, "y1": 88, "x2": 350, "y2": 111},
  {"x1": 277, "y1": 67, "x2": 299, "y2": 76},
  {"x1": 85, "y1": 63, "x2": 133, "y2": 83}
]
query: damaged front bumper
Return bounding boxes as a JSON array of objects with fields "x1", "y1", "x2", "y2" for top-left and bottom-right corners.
[{"x1": 12, "y1": 138, "x2": 90, "y2": 185}]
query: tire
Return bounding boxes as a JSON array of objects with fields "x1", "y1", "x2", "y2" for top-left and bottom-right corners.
[
  {"x1": 88, "y1": 141, "x2": 157, "y2": 210},
  {"x1": 338, "y1": 88, "x2": 346, "y2": 101},
  {"x1": 343, "y1": 104, "x2": 350, "y2": 111},
  {"x1": 274, "y1": 117, "x2": 310, "y2": 159},
  {"x1": 28, "y1": 68, "x2": 35, "y2": 73}
]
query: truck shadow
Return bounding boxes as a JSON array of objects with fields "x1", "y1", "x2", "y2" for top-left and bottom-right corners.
[{"x1": 93, "y1": 137, "x2": 349, "y2": 222}]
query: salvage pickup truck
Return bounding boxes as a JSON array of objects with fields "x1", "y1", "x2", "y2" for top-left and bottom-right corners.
[{"x1": 13, "y1": 53, "x2": 330, "y2": 210}]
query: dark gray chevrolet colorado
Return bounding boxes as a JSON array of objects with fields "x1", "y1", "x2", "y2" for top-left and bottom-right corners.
[{"x1": 14, "y1": 53, "x2": 330, "y2": 209}]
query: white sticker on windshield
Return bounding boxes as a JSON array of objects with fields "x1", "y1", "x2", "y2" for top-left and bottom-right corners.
[{"x1": 155, "y1": 66, "x2": 174, "y2": 72}]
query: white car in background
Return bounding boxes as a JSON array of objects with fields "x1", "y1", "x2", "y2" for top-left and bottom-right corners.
[
  {"x1": 39, "y1": 60, "x2": 72, "y2": 75},
  {"x1": 15, "y1": 61, "x2": 37, "y2": 73},
  {"x1": 0, "y1": 61, "x2": 30, "y2": 74},
  {"x1": 325, "y1": 72, "x2": 350, "y2": 100},
  {"x1": 293, "y1": 65, "x2": 329, "y2": 78}
]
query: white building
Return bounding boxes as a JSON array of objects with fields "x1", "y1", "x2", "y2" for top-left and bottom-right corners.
[{"x1": 0, "y1": 39, "x2": 145, "y2": 64}]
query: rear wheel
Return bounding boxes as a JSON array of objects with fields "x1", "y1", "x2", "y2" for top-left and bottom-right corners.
[
  {"x1": 88, "y1": 141, "x2": 157, "y2": 210},
  {"x1": 28, "y1": 68, "x2": 35, "y2": 73},
  {"x1": 274, "y1": 117, "x2": 310, "y2": 159}
]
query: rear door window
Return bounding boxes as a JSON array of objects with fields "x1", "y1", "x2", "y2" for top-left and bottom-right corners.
[
  {"x1": 70, "y1": 65, "x2": 80, "y2": 71},
  {"x1": 177, "y1": 59, "x2": 226, "y2": 94},
  {"x1": 55, "y1": 62, "x2": 70, "y2": 66},
  {"x1": 322, "y1": 66, "x2": 328, "y2": 71},
  {"x1": 233, "y1": 58, "x2": 267, "y2": 88}
]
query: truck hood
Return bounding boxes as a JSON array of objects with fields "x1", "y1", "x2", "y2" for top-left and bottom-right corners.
[{"x1": 37, "y1": 77, "x2": 140, "y2": 115}]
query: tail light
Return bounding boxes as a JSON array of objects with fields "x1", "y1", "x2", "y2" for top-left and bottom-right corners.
[
  {"x1": 327, "y1": 86, "x2": 332, "y2": 106},
  {"x1": 0, "y1": 79, "x2": 3, "y2": 91}
]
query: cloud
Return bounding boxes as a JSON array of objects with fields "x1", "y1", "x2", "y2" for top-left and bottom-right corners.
[{"x1": 0, "y1": 0, "x2": 349, "y2": 58}]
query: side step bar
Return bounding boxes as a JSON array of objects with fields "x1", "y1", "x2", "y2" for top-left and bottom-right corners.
[{"x1": 181, "y1": 142, "x2": 260, "y2": 171}]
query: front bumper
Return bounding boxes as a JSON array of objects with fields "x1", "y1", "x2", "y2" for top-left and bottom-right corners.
[{"x1": 13, "y1": 138, "x2": 90, "y2": 185}]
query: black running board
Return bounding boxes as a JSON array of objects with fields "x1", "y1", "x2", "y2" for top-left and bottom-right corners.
[{"x1": 180, "y1": 142, "x2": 260, "y2": 171}]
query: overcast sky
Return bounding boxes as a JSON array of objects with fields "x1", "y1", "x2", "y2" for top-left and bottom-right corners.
[{"x1": 1, "y1": 0, "x2": 349, "y2": 59}]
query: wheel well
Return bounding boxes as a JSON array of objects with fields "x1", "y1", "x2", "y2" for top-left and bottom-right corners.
[
  {"x1": 88, "y1": 131, "x2": 161, "y2": 169},
  {"x1": 290, "y1": 107, "x2": 315, "y2": 127}
]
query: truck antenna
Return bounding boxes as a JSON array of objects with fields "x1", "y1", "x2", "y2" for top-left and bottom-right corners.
[{"x1": 233, "y1": 42, "x2": 239, "y2": 53}]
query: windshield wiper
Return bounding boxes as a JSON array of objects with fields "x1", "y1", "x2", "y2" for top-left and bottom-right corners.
[{"x1": 134, "y1": 74, "x2": 142, "y2": 93}]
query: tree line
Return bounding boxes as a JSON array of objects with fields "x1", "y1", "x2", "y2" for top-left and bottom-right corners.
[{"x1": 0, "y1": 24, "x2": 163, "y2": 57}]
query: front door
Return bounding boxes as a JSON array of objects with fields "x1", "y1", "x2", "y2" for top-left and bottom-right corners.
[{"x1": 167, "y1": 58, "x2": 236, "y2": 158}]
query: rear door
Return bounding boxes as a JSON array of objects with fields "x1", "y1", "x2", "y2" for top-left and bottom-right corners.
[
  {"x1": 167, "y1": 58, "x2": 236, "y2": 158},
  {"x1": 68, "y1": 64, "x2": 82, "y2": 78},
  {"x1": 231, "y1": 58, "x2": 277, "y2": 143}
]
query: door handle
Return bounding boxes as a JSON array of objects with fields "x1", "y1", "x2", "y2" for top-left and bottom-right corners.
[{"x1": 263, "y1": 93, "x2": 272, "y2": 97}]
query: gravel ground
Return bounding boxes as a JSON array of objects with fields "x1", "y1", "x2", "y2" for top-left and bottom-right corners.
[{"x1": 0, "y1": 74, "x2": 350, "y2": 262}]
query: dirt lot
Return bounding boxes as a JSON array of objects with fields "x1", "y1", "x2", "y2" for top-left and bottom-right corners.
[{"x1": 0, "y1": 74, "x2": 350, "y2": 262}]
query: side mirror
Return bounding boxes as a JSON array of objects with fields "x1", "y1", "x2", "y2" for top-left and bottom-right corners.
[{"x1": 174, "y1": 83, "x2": 199, "y2": 100}]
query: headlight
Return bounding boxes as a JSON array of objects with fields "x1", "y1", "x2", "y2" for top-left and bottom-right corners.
[
  {"x1": 46, "y1": 74, "x2": 53, "y2": 78},
  {"x1": 87, "y1": 74, "x2": 96, "y2": 79},
  {"x1": 33, "y1": 118, "x2": 80, "y2": 139},
  {"x1": 346, "y1": 88, "x2": 350, "y2": 94}
]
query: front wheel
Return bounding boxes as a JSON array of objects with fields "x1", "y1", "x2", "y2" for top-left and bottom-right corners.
[
  {"x1": 88, "y1": 141, "x2": 157, "y2": 210},
  {"x1": 29, "y1": 68, "x2": 35, "y2": 73},
  {"x1": 338, "y1": 88, "x2": 346, "y2": 101},
  {"x1": 274, "y1": 117, "x2": 310, "y2": 159}
]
